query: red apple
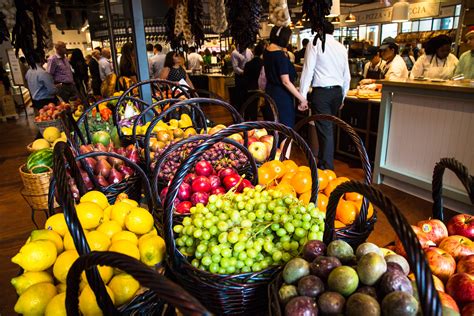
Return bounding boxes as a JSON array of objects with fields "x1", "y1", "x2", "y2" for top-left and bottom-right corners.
[
  {"x1": 438, "y1": 291, "x2": 460, "y2": 313},
  {"x1": 247, "y1": 136, "x2": 258, "y2": 146},
  {"x1": 439, "y1": 235, "x2": 474, "y2": 261},
  {"x1": 211, "y1": 187, "x2": 226, "y2": 195},
  {"x1": 248, "y1": 141, "x2": 268, "y2": 163},
  {"x1": 417, "y1": 219, "x2": 448, "y2": 245},
  {"x1": 184, "y1": 173, "x2": 197, "y2": 184},
  {"x1": 446, "y1": 273, "x2": 474, "y2": 306},
  {"x1": 208, "y1": 175, "x2": 221, "y2": 191},
  {"x1": 218, "y1": 168, "x2": 237, "y2": 180},
  {"x1": 190, "y1": 191, "x2": 209, "y2": 206},
  {"x1": 177, "y1": 182, "x2": 192, "y2": 201},
  {"x1": 395, "y1": 225, "x2": 436, "y2": 257},
  {"x1": 457, "y1": 255, "x2": 474, "y2": 274},
  {"x1": 195, "y1": 160, "x2": 213, "y2": 177},
  {"x1": 425, "y1": 247, "x2": 456, "y2": 282},
  {"x1": 176, "y1": 201, "x2": 192, "y2": 214},
  {"x1": 223, "y1": 174, "x2": 241, "y2": 191},
  {"x1": 260, "y1": 135, "x2": 274, "y2": 156},
  {"x1": 191, "y1": 176, "x2": 211, "y2": 193},
  {"x1": 448, "y1": 214, "x2": 474, "y2": 239},
  {"x1": 253, "y1": 128, "x2": 268, "y2": 138},
  {"x1": 462, "y1": 302, "x2": 474, "y2": 316}
]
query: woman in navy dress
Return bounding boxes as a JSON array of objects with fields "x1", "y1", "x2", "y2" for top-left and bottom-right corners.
[{"x1": 263, "y1": 26, "x2": 308, "y2": 127}]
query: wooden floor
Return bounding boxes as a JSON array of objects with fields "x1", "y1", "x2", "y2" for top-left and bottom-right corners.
[{"x1": 0, "y1": 106, "x2": 447, "y2": 315}]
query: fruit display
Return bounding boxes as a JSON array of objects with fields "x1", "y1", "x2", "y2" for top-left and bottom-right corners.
[
  {"x1": 172, "y1": 185, "x2": 326, "y2": 274},
  {"x1": 10, "y1": 191, "x2": 165, "y2": 315},
  {"x1": 276, "y1": 239, "x2": 424, "y2": 316},
  {"x1": 121, "y1": 113, "x2": 194, "y2": 137},
  {"x1": 30, "y1": 127, "x2": 67, "y2": 151},
  {"x1": 34, "y1": 102, "x2": 72, "y2": 122},
  {"x1": 25, "y1": 148, "x2": 53, "y2": 174}
]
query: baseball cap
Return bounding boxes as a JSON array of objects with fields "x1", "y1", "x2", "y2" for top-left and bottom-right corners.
[{"x1": 380, "y1": 37, "x2": 397, "y2": 50}]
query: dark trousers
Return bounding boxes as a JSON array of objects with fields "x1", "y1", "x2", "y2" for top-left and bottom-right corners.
[
  {"x1": 233, "y1": 75, "x2": 245, "y2": 111},
  {"x1": 311, "y1": 86, "x2": 343, "y2": 170},
  {"x1": 56, "y1": 83, "x2": 78, "y2": 102}
]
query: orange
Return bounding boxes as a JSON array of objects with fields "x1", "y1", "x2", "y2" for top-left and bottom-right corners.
[
  {"x1": 298, "y1": 166, "x2": 311, "y2": 174},
  {"x1": 317, "y1": 169, "x2": 329, "y2": 191},
  {"x1": 282, "y1": 160, "x2": 299, "y2": 174},
  {"x1": 323, "y1": 179, "x2": 341, "y2": 197},
  {"x1": 334, "y1": 220, "x2": 346, "y2": 228},
  {"x1": 299, "y1": 191, "x2": 311, "y2": 204},
  {"x1": 324, "y1": 169, "x2": 337, "y2": 182},
  {"x1": 336, "y1": 199, "x2": 358, "y2": 225},
  {"x1": 290, "y1": 171, "x2": 312, "y2": 194},
  {"x1": 317, "y1": 193, "x2": 329, "y2": 212},
  {"x1": 280, "y1": 171, "x2": 296, "y2": 184},
  {"x1": 258, "y1": 167, "x2": 277, "y2": 186},
  {"x1": 337, "y1": 176, "x2": 350, "y2": 184},
  {"x1": 345, "y1": 192, "x2": 363, "y2": 202},
  {"x1": 265, "y1": 160, "x2": 287, "y2": 179},
  {"x1": 275, "y1": 183, "x2": 296, "y2": 197},
  {"x1": 352, "y1": 200, "x2": 374, "y2": 219}
]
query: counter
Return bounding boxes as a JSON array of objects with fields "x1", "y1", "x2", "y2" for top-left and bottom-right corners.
[
  {"x1": 189, "y1": 74, "x2": 234, "y2": 102},
  {"x1": 374, "y1": 79, "x2": 474, "y2": 212}
]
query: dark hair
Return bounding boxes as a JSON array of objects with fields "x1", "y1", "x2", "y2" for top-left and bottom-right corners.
[
  {"x1": 366, "y1": 46, "x2": 380, "y2": 60},
  {"x1": 94, "y1": 46, "x2": 102, "y2": 52},
  {"x1": 19, "y1": 56, "x2": 26, "y2": 63},
  {"x1": 189, "y1": 47, "x2": 196, "y2": 53},
  {"x1": 70, "y1": 48, "x2": 85, "y2": 64},
  {"x1": 302, "y1": 38, "x2": 309, "y2": 46},
  {"x1": 270, "y1": 26, "x2": 292, "y2": 48},
  {"x1": 401, "y1": 47, "x2": 411, "y2": 56},
  {"x1": 323, "y1": 20, "x2": 335, "y2": 35},
  {"x1": 424, "y1": 35, "x2": 452, "y2": 55},
  {"x1": 146, "y1": 43, "x2": 153, "y2": 51},
  {"x1": 119, "y1": 42, "x2": 136, "y2": 77},
  {"x1": 254, "y1": 42, "x2": 265, "y2": 57},
  {"x1": 154, "y1": 43, "x2": 162, "y2": 52},
  {"x1": 164, "y1": 51, "x2": 183, "y2": 68},
  {"x1": 204, "y1": 48, "x2": 211, "y2": 55}
]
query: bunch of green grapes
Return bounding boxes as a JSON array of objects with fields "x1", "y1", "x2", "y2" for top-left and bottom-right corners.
[{"x1": 173, "y1": 185, "x2": 325, "y2": 275}]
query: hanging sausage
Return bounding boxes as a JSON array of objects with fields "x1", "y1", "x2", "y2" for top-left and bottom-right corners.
[
  {"x1": 227, "y1": 0, "x2": 262, "y2": 51},
  {"x1": 188, "y1": 0, "x2": 204, "y2": 47}
]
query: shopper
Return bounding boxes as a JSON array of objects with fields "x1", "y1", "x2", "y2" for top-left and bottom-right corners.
[
  {"x1": 146, "y1": 43, "x2": 154, "y2": 59},
  {"x1": 300, "y1": 20, "x2": 350, "y2": 170},
  {"x1": 118, "y1": 42, "x2": 137, "y2": 90},
  {"x1": 47, "y1": 41, "x2": 78, "y2": 101},
  {"x1": 454, "y1": 27, "x2": 474, "y2": 79},
  {"x1": 25, "y1": 52, "x2": 57, "y2": 111},
  {"x1": 231, "y1": 45, "x2": 253, "y2": 110},
  {"x1": 377, "y1": 37, "x2": 409, "y2": 81},
  {"x1": 69, "y1": 49, "x2": 89, "y2": 100},
  {"x1": 401, "y1": 47, "x2": 415, "y2": 71},
  {"x1": 187, "y1": 47, "x2": 204, "y2": 72},
  {"x1": 89, "y1": 50, "x2": 102, "y2": 96},
  {"x1": 159, "y1": 51, "x2": 194, "y2": 89},
  {"x1": 410, "y1": 35, "x2": 458, "y2": 80},
  {"x1": 243, "y1": 42, "x2": 265, "y2": 121},
  {"x1": 295, "y1": 38, "x2": 309, "y2": 64},
  {"x1": 98, "y1": 48, "x2": 115, "y2": 97},
  {"x1": 362, "y1": 46, "x2": 385, "y2": 80},
  {"x1": 149, "y1": 44, "x2": 166, "y2": 79},
  {"x1": 203, "y1": 48, "x2": 212, "y2": 65},
  {"x1": 264, "y1": 26, "x2": 307, "y2": 128}
]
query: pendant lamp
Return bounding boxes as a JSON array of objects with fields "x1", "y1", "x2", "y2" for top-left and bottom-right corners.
[
  {"x1": 295, "y1": 20, "x2": 304, "y2": 28},
  {"x1": 392, "y1": 0, "x2": 410, "y2": 22},
  {"x1": 326, "y1": 0, "x2": 340, "y2": 18},
  {"x1": 345, "y1": 12, "x2": 356, "y2": 23},
  {"x1": 331, "y1": 17, "x2": 341, "y2": 25}
]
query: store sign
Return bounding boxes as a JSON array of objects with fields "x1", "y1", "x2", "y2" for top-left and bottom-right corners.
[
  {"x1": 6, "y1": 49, "x2": 24, "y2": 86},
  {"x1": 409, "y1": 2, "x2": 440, "y2": 19},
  {"x1": 353, "y1": 7, "x2": 393, "y2": 24}
]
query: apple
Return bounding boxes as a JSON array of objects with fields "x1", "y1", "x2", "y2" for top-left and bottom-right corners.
[
  {"x1": 417, "y1": 219, "x2": 448, "y2": 245},
  {"x1": 408, "y1": 273, "x2": 445, "y2": 292},
  {"x1": 424, "y1": 247, "x2": 456, "y2": 282},
  {"x1": 457, "y1": 255, "x2": 474, "y2": 274},
  {"x1": 395, "y1": 225, "x2": 436, "y2": 257},
  {"x1": 177, "y1": 183, "x2": 192, "y2": 201},
  {"x1": 190, "y1": 192, "x2": 209, "y2": 206},
  {"x1": 211, "y1": 187, "x2": 226, "y2": 195},
  {"x1": 195, "y1": 160, "x2": 214, "y2": 177},
  {"x1": 184, "y1": 173, "x2": 197, "y2": 184},
  {"x1": 191, "y1": 176, "x2": 211, "y2": 193},
  {"x1": 247, "y1": 136, "x2": 259, "y2": 146},
  {"x1": 446, "y1": 273, "x2": 474, "y2": 306},
  {"x1": 208, "y1": 124, "x2": 227, "y2": 135},
  {"x1": 223, "y1": 174, "x2": 241, "y2": 191},
  {"x1": 218, "y1": 168, "x2": 237, "y2": 180},
  {"x1": 208, "y1": 175, "x2": 221, "y2": 190},
  {"x1": 228, "y1": 133, "x2": 243, "y2": 142},
  {"x1": 248, "y1": 141, "x2": 268, "y2": 163},
  {"x1": 448, "y1": 214, "x2": 474, "y2": 239},
  {"x1": 176, "y1": 201, "x2": 192, "y2": 214},
  {"x1": 260, "y1": 135, "x2": 274, "y2": 156},
  {"x1": 438, "y1": 291, "x2": 460, "y2": 313},
  {"x1": 462, "y1": 302, "x2": 474, "y2": 316},
  {"x1": 247, "y1": 129, "x2": 255, "y2": 137},
  {"x1": 439, "y1": 235, "x2": 474, "y2": 261},
  {"x1": 253, "y1": 128, "x2": 268, "y2": 138}
]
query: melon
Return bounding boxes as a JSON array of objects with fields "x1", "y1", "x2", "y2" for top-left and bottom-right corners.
[
  {"x1": 92, "y1": 131, "x2": 111, "y2": 146},
  {"x1": 43, "y1": 127, "x2": 61, "y2": 143},
  {"x1": 26, "y1": 148, "x2": 53, "y2": 173},
  {"x1": 31, "y1": 139, "x2": 50, "y2": 151}
]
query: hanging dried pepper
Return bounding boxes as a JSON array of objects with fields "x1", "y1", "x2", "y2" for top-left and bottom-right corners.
[
  {"x1": 208, "y1": 0, "x2": 227, "y2": 34},
  {"x1": 188, "y1": 0, "x2": 204, "y2": 47},
  {"x1": 227, "y1": 0, "x2": 262, "y2": 51},
  {"x1": 302, "y1": 0, "x2": 332, "y2": 51}
]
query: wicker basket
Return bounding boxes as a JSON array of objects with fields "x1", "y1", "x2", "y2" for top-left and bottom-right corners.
[
  {"x1": 20, "y1": 187, "x2": 49, "y2": 210},
  {"x1": 162, "y1": 121, "x2": 319, "y2": 315},
  {"x1": 268, "y1": 181, "x2": 442, "y2": 316},
  {"x1": 19, "y1": 164, "x2": 52, "y2": 195},
  {"x1": 34, "y1": 119, "x2": 63, "y2": 135},
  {"x1": 281, "y1": 114, "x2": 375, "y2": 248},
  {"x1": 431, "y1": 157, "x2": 474, "y2": 221}
]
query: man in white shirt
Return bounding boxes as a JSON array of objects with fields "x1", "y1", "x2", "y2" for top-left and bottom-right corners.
[
  {"x1": 379, "y1": 37, "x2": 409, "y2": 81},
  {"x1": 149, "y1": 44, "x2": 166, "y2": 79},
  {"x1": 300, "y1": 21, "x2": 351, "y2": 170},
  {"x1": 187, "y1": 47, "x2": 204, "y2": 72},
  {"x1": 231, "y1": 45, "x2": 253, "y2": 110}
]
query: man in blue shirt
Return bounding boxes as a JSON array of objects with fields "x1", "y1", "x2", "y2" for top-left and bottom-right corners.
[{"x1": 25, "y1": 52, "x2": 57, "y2": 111}]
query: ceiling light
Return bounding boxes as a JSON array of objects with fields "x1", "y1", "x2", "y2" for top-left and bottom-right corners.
[
  {"x1": 345, "y1": 13, "x2": 356, "y2": 23},
  {"x1": 99, "y1": 15, "x2": 104, "y2": 19},
  {"x1": 392, "y1": 0, "x2": 410, "y2": 22},
  {"x1": 331, "y1": 17, "x2": 341, "y2": 25},
  {"x1": 326, "y1": 0, "x2": 340, "y2": 18}
]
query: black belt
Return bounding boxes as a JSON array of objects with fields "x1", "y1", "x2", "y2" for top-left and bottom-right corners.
[
  {"x1": 314, "y1": 85, "x2": 341, "y2": 89},
  {"x1": 55, "y1": 82, "x2": 74, "y2": 85}
]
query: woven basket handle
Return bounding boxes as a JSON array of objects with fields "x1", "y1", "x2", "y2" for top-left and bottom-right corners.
[
  {"x1": 324, "y1": 180, "x2": 441, "y2": 316},
  {"x1": 152, "y1": 134, "x2": 259, "y2": 208},
  {"x1": 432, "y1": 157, "x2": 474, "y2": 221},
  {"x1": 143, "y1": 102, "x2": 208, "y2": 173},
  {"x1": 76, "y1": 151, "x2": 154, "y2": 211},
  {"x1": 188, "y1": 88, "x2": 225, "y2": 100},
  {"x1": 60, "y1": 109, "x2": 83, "y2": 149},
  {"x1": 163, "y1": 121, "x2": 319, "y2": 264},
  {"x1": 282, "y1": 114, "x2": 372, "y2": 231},
  {"x1": 53, "y1": 142, "x2": 116, "y2": 313},
  {"x1": 65, "y1": 251, "x2": 210, "y2": 316},
  {"x1": 29, "y1": 164, "x2": 53, "y2": 174}
]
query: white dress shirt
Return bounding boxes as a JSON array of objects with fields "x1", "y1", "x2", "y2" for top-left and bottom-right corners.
[
  {"x1": 98, "y1": 57, "x2": 114, "y2": 81},
  {"x1": 149, "y1": 53, "x2": 166, "y2": 79},
  {"x1": 300, "y1": 35, "x2": 351, "y2": 99},
  {"x1": 410, "y1": 53, "x2": 458, "y2": 80},
  {"x1": 382, "y1": 54, "x2": 409, "y2": 81},
  {"x1": 231, "y1": 49, "x2": 253, "y2": 75},
  {"x1": 187, "y1": 52, "x2": 204, "y2": 71}
]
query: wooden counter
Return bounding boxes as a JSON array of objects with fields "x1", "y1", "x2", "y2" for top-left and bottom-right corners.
[
  {"x1": 374, "y1": 79, "x2": 474, "y2": 212},
  {"x1": 189, "y1": 74, "x2": 234, "y2": 101}
]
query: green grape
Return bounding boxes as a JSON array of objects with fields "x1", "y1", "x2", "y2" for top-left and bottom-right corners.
[
  {"x1": 255, "y1": 208, "x2": 265, "y2": 219},
  {"x1": 229, "y1": 257, "x2": 237, "y2": 267},
  {"x1": 282, "y1": 252, "x2": 292, "y2": 262},
  {"x1": 173, "y1": 225, "x2": 184, "y2": 233},
  {"x1": 202, "y1": 231, "x2": 211, "y2": 240},
  {"x1": 193, "y1": 229, "x2": 203, "y2": 239},
  {"x1": 295, "y1": 227, "x2": 307, "y2": 238},
  {"x1": 284, "y1": 222, "x2": 295, "y2": 233},
  {"x1": 272, "y1": 214, "x2": 281, "y2": 222},
  {"x1": 234, "y1": 242, "x2": 245, "y2": 253},
  {"x1": 210, "y1": 245, "x2": 221, "y2": 255},
  {"x1": 211, "y1": 254, "x2": 222, "y2": 263},
  {"x1": 245, "y1": 203, "x2": 254, "y2": 212},
  {"x1": 209, "y1": 263, "x2": 219, "y2": 273},
  {"x1": 267, "y1": 201, "x2": 276, "y2": 211},
  {"x1": 244, "y1": 258, "x2": 254, "y2": 267},
  {"x1": 254, "y1": 243, "x2": 262, "y2": 253},
  {"x1": 208, "y1": 195, "x2": 218, "y2": 204},
  {"x1": 193, "y1": 218, "x2": 203, "y2": 228},
  {"x1": 176, "y1": 237, "x2": 185, "y2": 247},
  {"x1": 220, "y1": 257, "x2": 230, "y2": 268},
  {"x1": 218, "y1": 232, "x2": 228, "y2": 244},
  {"x1": 185, "y1": 238, "x2": 194, "y2": 247},
  {"x1": 290, "y1": 241, "x2": 299, "y2": 251},
  {"x1": 280, "y1": 214, "x2": 290, "y2": 223},
  {"x1": 230, "y1": 210, "x2": 240, "y2": 222},
  {"x1": 227, "y1": 231, "x2": 239, "y2": 244},
  {"x1": 271, "y1": 223, "x2": 280, "y2": 231},
  {"x1": 272, "y1": 250, "x2": 283, "y2": 262},
  {"x1": 201, "y1": 256, "x2": 212, "y2": 266},
  {"x1": 308, "y1": 232, "x2": 319, "y2": 241},
  {"x1": 264, "y1": 212, "x2": 273, "y2": 221},
  {"x1": 236, "y1": 260, "x2": 245, "y2": 269},
  {"x1": 241, "y1": 219, "x2": 252, "y2": 228},
  {"x1": 209, "y1": 226, "x2": 218, "y2": 236},
  {"x1": 280, "y1": 235, "x2": 291, "y2": 243},
  {"x1": 242, "y1": 266, "x2": 251, "y2": 273},
  {"x1": 196, "y1": 243, "x2": 207, "y2": 253},
  {"x1": 252, "y1": 263, "x2": 262, "y2": 272},
  {"x1": 191, "y1": 259, "x2": 200, "y2": 268},
  {"x1": 247, "y1": 249, "x2": 257, "y2": 259},
  {"x1": 247, "y1": 212, "x2": 256, "y2": 221},
  {"x1": 226, "y1": 266, "x2": 236, "y2": 274},
  {"x1": 302, "y1": 222, "x2": 311, "y2": 231},
  {"x1": 293, "y1": 219, "x2": 302, "y2": 228},
  {"x1": 238, "y1": 252, "x2": 247, "y2": 261},
  {"x1": 276, "y1": 228, "x2": 287, "y2": 237},
  {"x1": 208, "y1": 204, "x2": 217, "y2": 212},
  {"x1": 310, "y1": 224, "x2": 320, "y2": 232},
  {"x1": 221, "y1": 248, "x2": 232, "y2": 258},
  {"x1": 195, "y1": 251, "x2": 203, "y2": 259}
]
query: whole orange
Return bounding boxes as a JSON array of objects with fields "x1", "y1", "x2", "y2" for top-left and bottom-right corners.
[
  {"x1": 324, "y1": 169, "x2": 337, "y2": 182},
  {"x1": 345, "y1": 192, "x2": 363, "y2": 202},
  {"x1": 298, "y1": 166, "x2": 311, "y2": 174},
  {"x1": 280, "y1": 171, "x2": 296, "y2": 184},
  {"x1": 351, "y1": 200, "x2": 374, "y2": 219},
  {"x1": 317, "y1": 193, "x2": 329, "y2": 212},
  {"x1": 317, "y1": 169, "x2": 329, "y2": 191},
  {"x1": 266, "y1": 160, "x2": 287, "y2": 179},
  {"x1": 290, "y1": 171, "x2": 312, "y2": 194},
  {"x1": 275, "y1": 183, "x2": 296, "y2": 197},
  {"x1": 336, "y1": 199, "x2": 358, "y2": 225},
  {"x1": 258, "y1": 167, "x2": 276, "y2": 186},
  {"x1": 299, "y1": 191, "x2": 311, "y2": 204},
  {"x1": 334, "y1": 220, "x2": 346, "y2": 228},
  {"x1": 282, "y1": 160, "x2": 299, "y2": 174}
]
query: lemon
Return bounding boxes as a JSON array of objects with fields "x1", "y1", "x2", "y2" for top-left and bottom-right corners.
[
  {"x1": 53, "y1": 250, "x2": 79, "y2": 283},
  {"x1": 111, "y1": 230, "x2": 138, "y2": 245},
  {"x1": 45, "y1": 213, "x2": 68, "y2": 237},
  {"x1": 139, "y1": 235, "x2": 166, "y2": 266},
  {"x1": 80, "y1": 191, "x2": 109, "y2": 210},
  {"x1": 103, "y1": 205, "x2": 112, "y2": 222},
  {"x1": 108, "y1": 273, "x2": 140, "y2": 306},
  {"x1": 96, "y1": 220, "x2": 122, "y2": 239},
  {"x1": 110, "y1": 202, "x2": 134, "y2": 227},
  {"x1": 76, "y1": 202, "x2": 104, "y2": 229},
  {"x1": 56, "y1": 283, "x2": 67, "y2": 293},
  {"x1": 52, "y1": 138, "x2": 67, "y2": 148},
  {"x1": 31, "y1": 138, "x2": 50, "y2": 150},
  {"x1": 137, "y1": 231, "x2": 157, "y2": 247},
  {"x1": 12, "y1": 240, "x2": 57, "y2": 271},
  {"x1": 45, "y1": 292, "x2": 66, "y2": 316},
  {"x1": 43, "y1": 127, "x2": 61, "y2": 142},
  {"x1": 109, "y1": 240, "x2": 140, "y2": 260},
  {"x1": 124, "y1": 207, "x2": 154, "y2": 235},
  {"x1": 30, "y1": 229, "x2": 64, "y2": 253},
  {"x1": 120, "y1": 198, "x2": 139, "y2": 208},
  {"x1": 14, "y1": 282, "x2": 57, "y2": 315},
  {"x1": 79, "y1": 284, "x2": 115, "y2": 316},
  {"x1": 81, "y1": 265, "x2": 114, "y2": 284},
  {"x1": 86, "y1": 230, "x2": 111, "y2": 251},
  {"x1": 11, "y1": 271, "x2": 54, "y2": 295}
]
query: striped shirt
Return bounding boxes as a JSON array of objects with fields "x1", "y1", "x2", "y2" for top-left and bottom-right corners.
[{"x1": 47, "y1": 54, "x2": 74, "y2": 84}]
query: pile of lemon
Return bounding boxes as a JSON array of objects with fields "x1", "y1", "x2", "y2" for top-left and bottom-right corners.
[{"x1": 11, "y1": 191, "x2": 165, "y2": 315}]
